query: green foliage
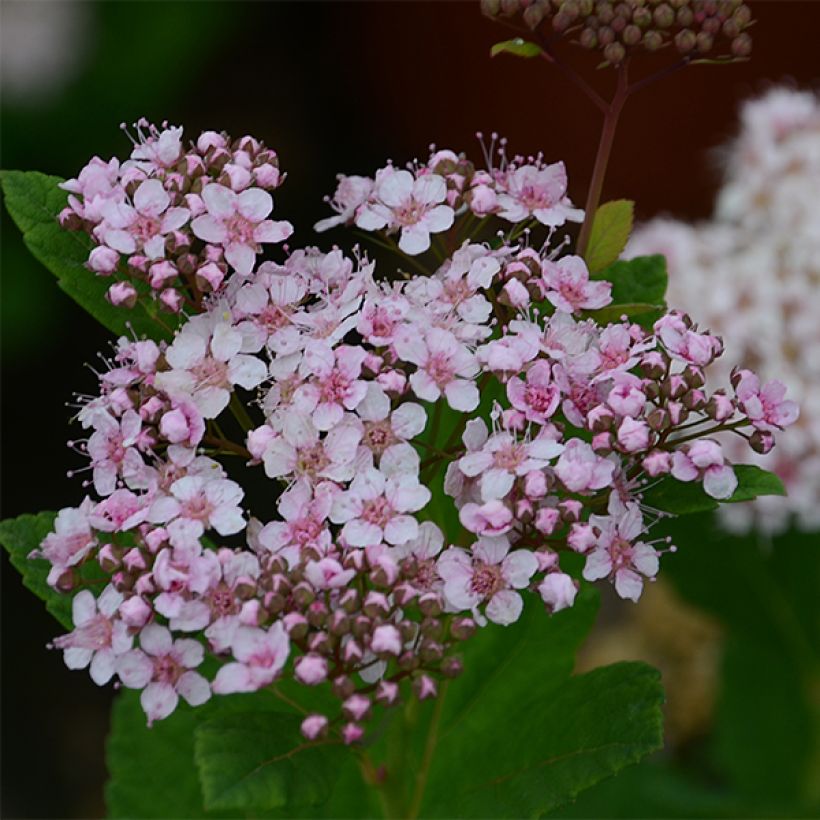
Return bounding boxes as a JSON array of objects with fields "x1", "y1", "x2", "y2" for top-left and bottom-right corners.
[
  {"x1": 490, "y1": 38, "x2": 543, "y2": 58},
  {"x1": 588, "y1": 254, "x2": 667, "y2": 327},
  {"x1": 194, "y1": 711, "x2": 346, "y2": 813},
  {"x1": 643, "y1": 465, "x2": 786, "y2": 515},
  {"x1": 725, "y1": 464, "x2": 786, "y2": 503},
  {"x1": 0, "y1": 511, "x2": 71, "y2": 629},
  {"x1": 0, "y1": 170, "x2": 175, "y2": 341},
  {"x1": 584, "y1": 200, "x2": 635, "y2": 274},
  {"x1": 557, "y1": 519, "x2": 820, "y2": 818}
]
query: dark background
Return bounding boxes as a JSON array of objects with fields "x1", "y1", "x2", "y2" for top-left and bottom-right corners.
[{"x1": 2, "y1": 2, "x2": 818, "y2": 817}]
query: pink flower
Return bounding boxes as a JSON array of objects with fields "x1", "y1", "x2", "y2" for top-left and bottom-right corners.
[
  {"x1": 211, "y1": 623, "x2": 290, "y2": 694},
  {"x1": 458, "y1": 499, "x2": 514, "y2": 537},
  {"x1": 654, "y1": 313, "x2": 722, "y2": 366},
  {"x1": 258, "y1": 480, "x2": 333, "y2": 566},
  {"x1": 371, "y1": 624, "x2": 403, "y2": 655},
  {"x1": 116, "y1": 624, "x2": 211, "y2": 725},
  {"x1": 304, "y1": 557, "x2": 356, "y2": 590},
  {"x1": 496, "y1": 162, "x2": 583, "y2": 226},
  {"x1": 555, "y1": 440, "x2": 616, "y2": 493},
  {"x1": 191, "y1": 183, "x2": 293, "y2": 275},
  {"x1": 356, "y1": 383, "x2": 427, "y2": 458},
  {"x1": 356, "y1": 168, "x2": 454, "y2": 255},
  {"x1": 582, "y1": 496, "x2": 659, "y2": 602},
  {"x1": 52, "y1": 586, "x2": 132, "y2": 684},
  {"x1": 330, "y1": 467, "x2": 431, "y2": 547},
  {"x1": 33, "y1": 500, "x2": 97, "y2": 586},
  {"x1": 86, "y1": 409, "x2": 145, "y2": 496},
  {"x1": 541, "y1": 255, "x2": 612, "y2": 314},
  {"x1": 155, "y1": 317, "x2": 267, "y2": 418},
  {"x1": 671, "y1": 440, "x2": 738, "y2": 499},
  {"x1": 96, "y1": 179, "x2": 189, "y2": 259},
  {"x1": 294, "y1": 344, "x2": 369, "y2": 431},
  {"x1": 262, "y1": 414, "x2": 361, "y2": 484},
  {"x1": 315, "y1": 174, "x2": 374, "y2": 232},
  {"x1": 458, "y1": 432, "x2": 563, "y2": 502},
  {"x1": 149, "y1": 475, "x2": 245, "y2": 536},
  {"x1": 734, "y1": 370, "x2": 799, "y2": 431},
  {"x1": 394, "y1": 327, "x2": 479, "y2": 412},
  {"x1": 506, "y1": 361, "x2": 561, "y2": 424},
  {"x1": 437, "y1": 537, "x2": 537, "y2": 625}
]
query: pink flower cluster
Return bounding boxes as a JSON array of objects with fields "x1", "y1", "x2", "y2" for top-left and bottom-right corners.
[
  {"x1": 38, "y1": 124, "x2": 796, "y2": 741},
  {"x1": 59, "y1": 118, "x2": 292, "y2": 313},
  {"x1": 315, "y1": 135, "x2": 583, "y2": 253}
]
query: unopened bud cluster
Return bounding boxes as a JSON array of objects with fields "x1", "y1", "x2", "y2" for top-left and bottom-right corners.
[
  {"x1": 481, "y1": 0, "x2": 754, "y2": 65},
  {"x1": 37, "y1": 121, "x2": 795, "y2": 743}
]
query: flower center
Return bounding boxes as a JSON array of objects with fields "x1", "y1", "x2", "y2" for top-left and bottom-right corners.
[
  {"x1": 470, "y1": 563, "x2": 503, "y2": 599},
  {"x1": 361, "y1": 497, "x2": 393, "y2": 528}
]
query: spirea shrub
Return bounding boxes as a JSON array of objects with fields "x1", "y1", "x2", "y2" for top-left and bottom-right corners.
[{"x1": 12, "y1": 118, "x2": 796, "y2": 740}]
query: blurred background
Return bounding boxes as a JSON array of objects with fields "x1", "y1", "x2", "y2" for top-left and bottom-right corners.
[{"x1": 1, "y1": 1, "x2": 818, "y2": 817}]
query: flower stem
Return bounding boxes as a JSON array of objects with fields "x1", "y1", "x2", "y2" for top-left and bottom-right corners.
[
  {"x1": 576, "y1": 60, "x2": 631, "y2": 258},
  {"x1": 406, "y1": 681, "x2": 449, "y2": 819}
]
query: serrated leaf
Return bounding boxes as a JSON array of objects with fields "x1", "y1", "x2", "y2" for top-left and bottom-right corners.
[
  {"x1": 194, "y1": 711, "x2": 345, "y2": 812},
  {"x1": 423, "y1": 662, "x2": 664, "y2": 818},
  {"x1": 490, "y1": 38, "x2": 542, "y2": 58},
  {"x1": 411, "y1": 592, "x2": 665, "y2": 817},
  {"x1": 0, "y1": 170, "x2": 176, "y2": 341},
  {"x1": 0, "y1": 511, "x2": 72, "y2": 629},
  {"x1": 585, "y1": 200, "x2": 635, "y2": 274}
]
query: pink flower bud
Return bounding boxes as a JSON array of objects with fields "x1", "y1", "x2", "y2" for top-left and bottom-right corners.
[
  {"x1": 371, "y1": 624, "x2": 402, "y2": 656},
  {"x1": 343, "y1": 694, "x2": 371, "y2": 722},
  {"x1": 300, "y1": 714, "x2": 328, "y2": 741},
  {"x1": 294, "y1": 654, "x2": 328, "y2": 686},
  {"x1": 568, "y1": 523, "x2": 596, "y2": 553},
  {"x1": 414, "y1": 674, "x2": 438, "y2": 701},
  {"x1": 149, "y1": 261, "x2": 177, "y2": 290},
  {"x1": 159, "y1": 287, "x2": 183, "y2": 313},
  {"x1": 119, "y1": 595, "x2": 152, "y2": 628},
  {"x1": 534, "y1": 507, "x2": 560, "y2": 535},
  {"x1": 254, "y1": 163, "x2": 281, "y2": 189},
  {"x1": 524, "y1": 470, "x2": 548, "y2": 499},
  {"x1": 617, "y1": 417, "x2": 650, "y2": 453},
  {"x1": 342, "y1": 722, "x2": 364, "y2": 745},
  {"x1": 502, "y1": 278, "x2": 531, "y2": 308},
  {"x1": 196, "y1": 262, "x2": 225, "y2": 292},
  {"x1": 106, "y1": 282, "x2": 138, "y2": 309},
  {"x1": 375, "y1": 680, "x2": 400, "y2": 706},
  {"x1": 89, "y1": 246, "x2": 120, "y2": 274},
  {"x1": 642, "y1": 449, "x2": 671, "y2": 477},
  {"x1": 247, "y1": 425, "x2": 276, "y2": 461},
  {"x1": 538, "y1": 572, "x2": 578, "y2": 613}
]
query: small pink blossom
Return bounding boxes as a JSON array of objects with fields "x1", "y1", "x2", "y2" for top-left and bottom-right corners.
[
  {"x1": 734, "y1": 370, "x2": 799, "y2": 431},
  {"x1": 506, "y1": 361, "x2": 560, "y2": 424},
  {"x1": 437, "y1": 537, "x2": 537, "y2": 625},
  {"x1": 191, "y1": 183, "x2": 293, "y2": 275},
  {"x1": 116, "y1": 624, "x2": 211, "y2": 725},
  {"x1": 211, "y1": 623, "x2": 290, "y2": 694},
  {"x1": 356, "y1": 168, "x2": 454, "y2": 255},
  {"x1": 541, "y1": 255, "x2": 612, "y2": 314},
  {"x1": 496, "y1": 162, "x2": 583, "y2": 226},
  {"x1": 555, "y1": 440, "x2": 615, "y2": 493},
  {"x1": 394, "y1": 327, "x2": 479, "y2": 411},
  {"x1": 671, "y1": 440, "x2": 738, "y2": 499},
  {"x1": 582, "y1": 496, "x2": 659, "y2": 602},
  {"x1": 538, "y1": 572, "x2": 578, "y2": 613}
]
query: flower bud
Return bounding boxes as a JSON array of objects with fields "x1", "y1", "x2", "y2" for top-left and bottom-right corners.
[
  {"x1": 451, "y1": 617, "x2": 477, "y2": 641},
  {"x1": 413, "y1": 675, "x2": 438, "y2": 701},
  {"x1": 342, "y1": 722, "x2": 364, "y2": 746},
  {"x1": 106, "y1": 282, "x2": 138, "y2": 309},
  {"x1": 441, "y1": 656, "x2": 464, "y2": 679},
  {"x1": 300, "y1": 714, "x2": 329, "y2": 741},
  {"x1": 294, "y1": 654, "x2": 328, "y2": 686},
  {"x1": 375, "y1": 680, "x2": 400, "y2": 706},
  {"x1": 674, "y1": 29, "x2": 697, "y2": 53}
]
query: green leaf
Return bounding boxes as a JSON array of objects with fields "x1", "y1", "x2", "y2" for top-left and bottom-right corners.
[
  {"x1": 584, "y1": 200, "x2": 635, "y2": 274},
  {"x1": 412, "y1": 591, "x2": 665, "y2": 817},
  {"x1": 595, "y1": 254, "x2": 667, "y2": 303},
  {"x1": 107, "y1": 690, "x2": 220, "y2": 819},
  {"x1": 644, "y1": 465, "x2": 787, "y2": 516},
  {"x1": 194, "y1": 711, "x2": 346, "y2": 812},
  {"x1": 490, "y1": 38, "x2": 543, "y2": 58},
  {"x1": 725, "y1": 464, "x2": 786, "y2": 503},
  {"x1": 642, "y1": 478, "x2": 719, "y2": 515},
  {"x1": 107, "y1": 687, "x2": 349, "y2": 819},
  {"x1": 0, "y1": 511, "x2": 72, "y2": 629},
  {"x1": 423, "y1": 661, "x2": 664, "y2": 818},
  {"x1": 0, "y1": 170, "x2": 175, "y2": 341}
]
